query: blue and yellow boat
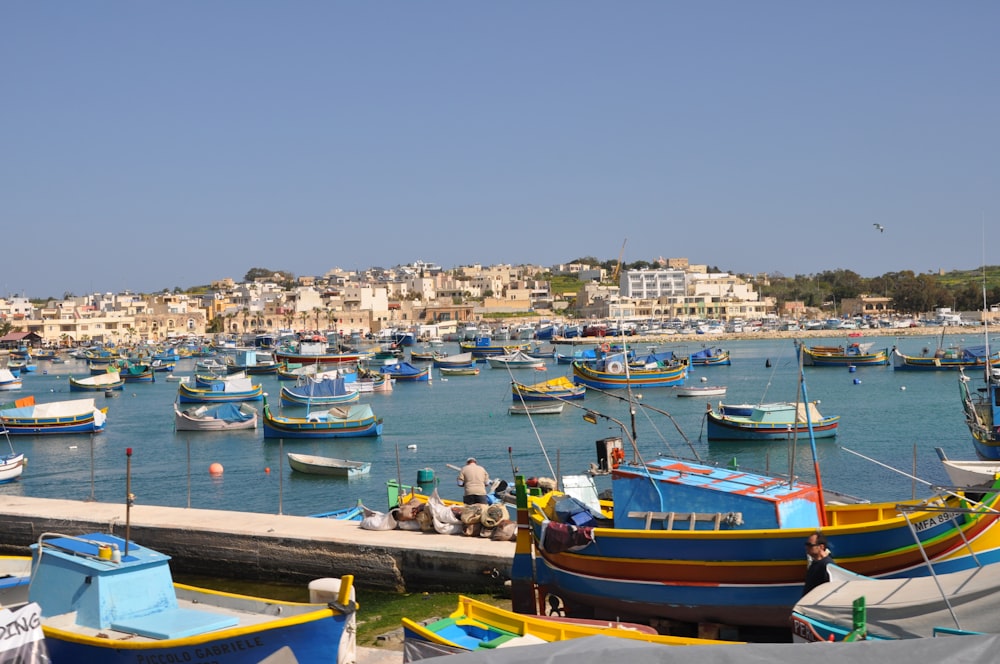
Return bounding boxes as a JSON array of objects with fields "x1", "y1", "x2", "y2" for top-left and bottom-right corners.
[{"x1": 29, "y1": 532, "x2": 358, "y2": 664}]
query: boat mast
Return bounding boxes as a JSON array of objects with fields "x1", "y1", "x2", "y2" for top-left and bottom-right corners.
[{"x1": 797, "y1": 351, "x2": 828, "y2": 526}]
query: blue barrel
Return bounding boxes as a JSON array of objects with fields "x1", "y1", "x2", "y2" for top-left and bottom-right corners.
[
  {"x1": 848, "y1": 365, "x2": 857, "y2": 373},
  {"x1": 417, "y1": 468, "x2": 437, "y2": 493}
]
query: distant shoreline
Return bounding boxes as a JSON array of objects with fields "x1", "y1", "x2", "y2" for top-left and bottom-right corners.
[{"x1": 550, "y1": 325, "x2": 999, "y2": 346}]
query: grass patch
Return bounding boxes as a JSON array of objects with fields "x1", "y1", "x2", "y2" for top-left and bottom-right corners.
[
  {"x1": 172, "y1": 574, "x2": 510, "y2": 646},
  {"x1": 354, "y1": 590, "x2": 511, "y2": 646}
]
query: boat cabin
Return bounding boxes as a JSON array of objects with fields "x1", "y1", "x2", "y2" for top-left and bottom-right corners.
[{"x1": 611, "y1": 457, "x2": 822, "y2": 531}]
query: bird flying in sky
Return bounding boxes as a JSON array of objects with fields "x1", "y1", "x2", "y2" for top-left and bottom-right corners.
[{"x1": 873, "y1": 223, "x2": 884, "y2": 233}]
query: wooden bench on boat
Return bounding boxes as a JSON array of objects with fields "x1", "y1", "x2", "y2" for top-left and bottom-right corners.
[{"x1": 627, "y1": 510, "x2": 744, "y2": 530}]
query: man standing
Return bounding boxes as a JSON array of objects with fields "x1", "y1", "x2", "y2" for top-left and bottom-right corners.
[
  {"x1": 802, "y1": 532, "x2": 834, "y2": 596},
  {"x1": 457, "y1": 457, "x2": 490, "y2": 505}
]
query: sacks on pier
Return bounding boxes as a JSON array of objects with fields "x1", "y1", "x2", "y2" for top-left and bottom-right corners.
[
  {"x1": 491, "y1": 519, "x2": 518, "y2": 542},
  {"x1": 425, "y1": 490, "x2": 463, "y2": 535},
  {"x1": 359, "y1": 504, "x2": 398, "y2": 531}
]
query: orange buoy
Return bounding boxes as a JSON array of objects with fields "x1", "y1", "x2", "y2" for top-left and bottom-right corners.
[
  {"x1": 209, "y1": 462, "x2": 224, "y2": 476},
  {"x1": 264, "y1": 467, "x2": 271, "y2": 474}
]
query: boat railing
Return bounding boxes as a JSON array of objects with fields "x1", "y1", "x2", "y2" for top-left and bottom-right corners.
[{"x1": 34, "y1": 531, "x2": 122, "y2": 565}]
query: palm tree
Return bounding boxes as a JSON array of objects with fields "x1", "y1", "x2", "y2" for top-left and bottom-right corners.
[{"x1": 312, "y1": 307, "x2": 321, "y2": 332}]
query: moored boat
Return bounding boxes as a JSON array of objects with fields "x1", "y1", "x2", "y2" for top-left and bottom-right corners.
[
  {"x1": 69, "y1": 371, "x2": 125, "y2": 392},
  {"x1": 0, "y1": 368, "x2": 22, "y2": 391},
  {"x1": 571, "y1": 356, "x2": 686, "y2": 389},
  {"x1": 280, "y1": 374, "x2": 360, "y2": 406},
  {"x1": 673, "y1": 384, "x2": 727, "y2": 397},
  {"x1": 689, "y1": 347, "x2": 732, "y2": 366},
  {"x1": 509, "y1": 402, "x2": 564, "y2": 415},
  {"x1": 705, "y1": 401, "x2": 839, "y2": 440},
  {"x1": 0, "y1": 451, "x2": 26, "y2": 484},
  {"x1": 511, "y1": 375, "x2": 585, "y2": 401},
  {"x1": 518, "y1": 450, "x2": 1000, "y2": 629},
  {"x1": 177, "y1": 376, "x2": 264, "y2": 403},
  {"x1": 432, "y1": 352, "x2": 476, "y2": 368},
  {"x1": 439, "y1": 366, "x2": 480, "y2": 376},
  {"x1": 380, "y1": 361, "x2": 431, "y2": 382},
  {"x1": 792, "y1": 561, "x2": 1000, "y2": 641},
  {"x1": 28, "y1": 532, "x2": 359, "y2": 663},
  {"x1": 287, "y1": 452, "x2": 371, "y2": 477},
  {"x1": 798, "y1": 340, "x2": 889, "y2": 367},
  {"x1": 893, "y1": 344, "x2": 1000, "y2": 370},
  {"x1": 401, "y1": 594, "x2": 735, "y2": 659},
  {"x1": 959, "y1": 367, "x2": 1000, "y2": 460},
  {"x1": 173, "y1": 401, "x2": 258, "y2": 431},
  {"x1": 262, "y1": 400, "x2": 383, "y2": 438},
  {"x1": 0, "y1": 396, "x2": 108, "y2": 434},
  {"x1": 487, "y1": 350, "x2": 546, "y2": 370}
]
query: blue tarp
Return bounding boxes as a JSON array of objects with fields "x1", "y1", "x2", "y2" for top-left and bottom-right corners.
[
  {"x1": 286, "y1": 376, "x2": 348, "y2": 398},
  {"x1": 202, "y1": 403, "x2": 253, "y2": 422},
  {"x1": 690, "y1": 347, "x2": 721, "y2": 360}
]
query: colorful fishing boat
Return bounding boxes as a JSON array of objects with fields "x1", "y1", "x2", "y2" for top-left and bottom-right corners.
[
  {"x1": 511, "y1": 376, "x2": 585, "y2": 401},
  {"x1": 69, "y1": 371, "x2": 125, "y2": 392},
  {"x1": 518, "y1": 452, "x2": 1000, "y2": 630},
  {"x1": 892, "y1": 345, "x2": 1000, "y2": 370},
  {"x1": 380, "y1": 361, "x2": 431, "y2": 382},
  {"x1": 287, "y1": 453, "x2": 371, "y2": 477},
  {"x1": 177, "y1": 376, "x2": 264, "y2": 403},
  {"x1": 402, "y1": 594, "x2": 734, "y2": 660},
  {"x1": 119, "y1": 363, "x2": 155, "y2": 383},
  {"x1": 798, "y1": 340, "x2": 890, "y2": 367},
  {"x1": 280, "y1": 374, "x2": 360, "y2": 406},
  {"x1": 275, "y1": 338, "x2": 368, "y2": 365},
  {"x1": 958, "y1": 368, "x2": 1000, "y2": 460},
  {"x1": 173, "y1": 401, "x2": 259, "y2": 431},
  {"x1": 689, "y1": 347, "x2": 732, "y2": 366},
  {"x1": 705, "y1": 401, "x2": 839, "y2": 440},
  {"x1": 571, "y1": 357, "x2": 686, "y2": 389},
  {"x1": 28, "y1": 532, "x2": 358, "y2": 663},
  {"x1": 225, "y1": 350, "x2": 279, "y2": 375},
  {"x1": 262, "y1": 400, "x2": 383, "y2": 438},
  {"x1": 0, "y1": 397, "x2": 108, "y2": 434}
]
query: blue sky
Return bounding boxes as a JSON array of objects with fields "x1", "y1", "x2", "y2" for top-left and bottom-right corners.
[{"x1": 3, "y1": 2, "x2": 997, "y2": 299}]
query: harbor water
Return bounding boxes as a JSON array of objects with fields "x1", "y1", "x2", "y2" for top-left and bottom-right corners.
[{"x1": 0, "y1": 333, "x2": 983, "y2": 516}]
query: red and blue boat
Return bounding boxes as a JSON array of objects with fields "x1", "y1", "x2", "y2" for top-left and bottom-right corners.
[
  {"x1": 0, "y1": 397, "x2": 107, "y2": 434},
  {"x1": 705, "y1": 401, "x2": 839, "y2": 441}
]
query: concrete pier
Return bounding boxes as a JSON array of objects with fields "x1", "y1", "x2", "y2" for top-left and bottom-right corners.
[{"x1": 0, "y1": 495, "x2": 514, "y2": 593}]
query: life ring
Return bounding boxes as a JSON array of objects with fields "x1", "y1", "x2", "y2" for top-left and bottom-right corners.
[
  {"x1": 611, "y1": 447, "x2": 625, "y2": 469},
  {"x1": 606, "y1": 360, "x2": 624, "y2": 374},
  {"x1": 600, "y1": 343, "x2": 611, "y2": 354}
]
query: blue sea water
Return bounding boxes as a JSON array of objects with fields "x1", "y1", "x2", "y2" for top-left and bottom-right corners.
[{"x1": 0, "y1": 333, "x2": 983, "y2": 516}]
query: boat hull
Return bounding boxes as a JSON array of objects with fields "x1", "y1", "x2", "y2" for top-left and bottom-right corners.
[
  {"x1": 528, "y1": 482, "x2": 1000, "y2": 628},
  {"x1": 287, "y1": 453, "x2": 371, "y2": 477},
  {"x1": 177, "y1": 382, "x2": 264, "y2": 403},
  {"x1": 705, "y1": 411, "x2": 839, "y2": 440},
  {"x1": 800, "y1": 345, "x2": 889, "y2": 367},
  {"x1": 0, "y1": 452, "x2": 25, "y2": 483},
  {"x1": 571, "y1": 361, "x2": 686, "y2": 389}
]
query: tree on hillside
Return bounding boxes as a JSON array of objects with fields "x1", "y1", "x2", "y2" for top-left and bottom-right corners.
[{"x1": 244, "y1": 268, "x2": 295, "y2": 284}]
